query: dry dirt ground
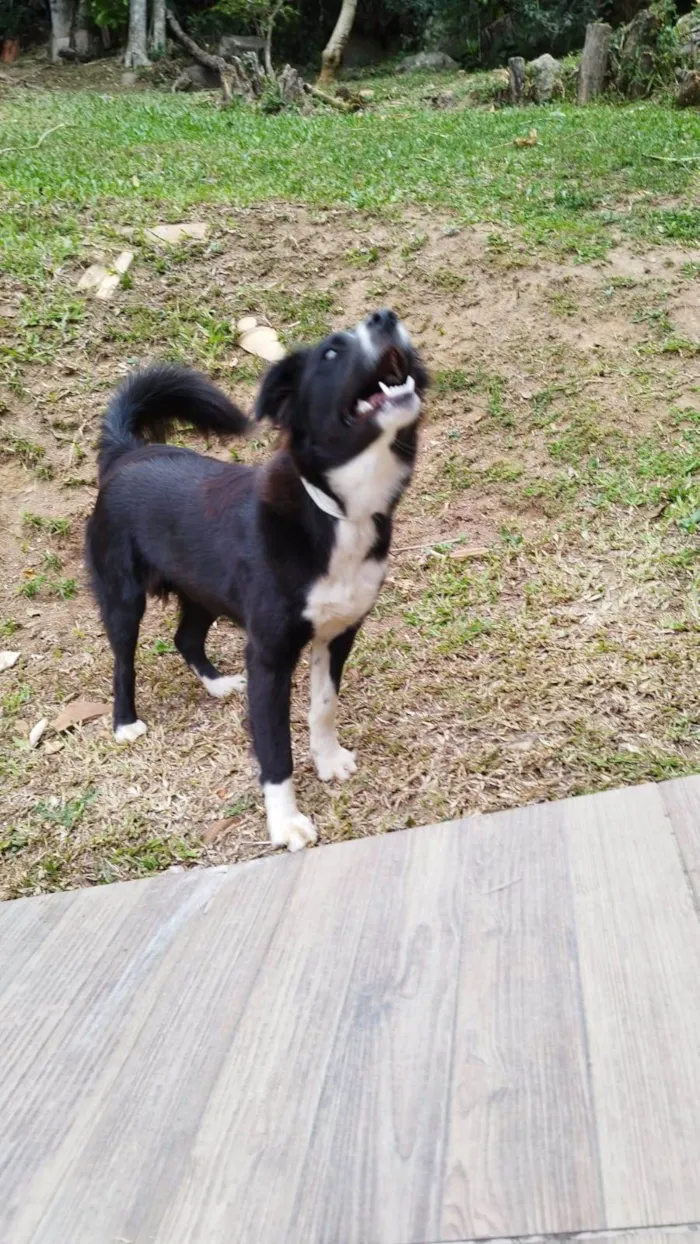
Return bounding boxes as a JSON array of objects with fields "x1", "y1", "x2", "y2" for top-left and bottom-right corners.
[{"x1": 1, "y1": 201, "x2": 699, "y2": 897}]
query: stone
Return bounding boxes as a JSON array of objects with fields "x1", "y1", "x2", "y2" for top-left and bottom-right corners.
[
  {"x1": 121, "y1": 71, "x2": 138, "y2": 87},
  {"x1": 146, "y1": 222, "x2": 209, "y2": 245},
  {"x1": 528, "y1": 53, "x2": 563, "y2": 103},
  {"x1": 676, "y1": 9, "x2": 700, "y2": 63},
  {"x1": 396, "y1": 51, "x2": 458, "y2": 74}
]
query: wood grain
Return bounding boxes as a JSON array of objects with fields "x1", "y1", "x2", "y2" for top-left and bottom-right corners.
[
  {"x1": 289, "y1": 821, "x2": 465, "y2": 1244},
  {"x1": 441, "y1": 800, "x2": 603, "y2": 1240},
  {"x1": 660, "y1": 773, "x2": 700, "y2": 907},
  {"x1": 0, "y1": 867, "x2": 234, "y2": 1244},
  {"x1": 153, "y1": 835, "x2": 382, "y2": 1244},
  {"x1": 565, "y1": 782, "x2": 700, "y2": 1227}
]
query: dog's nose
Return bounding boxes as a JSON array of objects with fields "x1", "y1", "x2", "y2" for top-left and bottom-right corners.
[{"x1": 367, "y1": 308, "x2": 398, "y2": 334}]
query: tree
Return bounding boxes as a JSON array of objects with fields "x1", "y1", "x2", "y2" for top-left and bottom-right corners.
[
  {"x1": 124, "y1": 0, "x2": 149, "y2": 65},
  {"x1": 318, "y1": 0, "x2": 357, "y2": 84},
  {"x1": 48, "y1": 0, "x2": 73, "y2": 59},
  {"x1": 149, "y1": 0, "x2": 165, "y2": 53}
]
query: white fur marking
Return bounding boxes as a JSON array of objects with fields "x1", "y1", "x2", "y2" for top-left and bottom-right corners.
[
  {"x1": 354, "y1": 319, "x2": 378, "y2": 362},
  {"x1": 115, "y1": 719, "x2": 148, "y2": 744},
  {"x1": 303, "y1": 419, "x2": 415, "y2": 642},
  {"x1": 201, "y1": 673, "x2": 247, "y2": 698},
  {"x1": 264, "y1": 779, "x2": 318, "y2": 852},
  {"x1": 309, "y1": 641, "x2": 357, "y2": 782}
]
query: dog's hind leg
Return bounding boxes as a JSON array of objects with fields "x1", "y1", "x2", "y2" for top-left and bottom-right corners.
[
  {"x1": 246, "y1": 643, "x2": 317, "y2": 852},
  {"x1": 104, "y1": 588, "x2": 147, "y2": 743},
  {"x1": 175, "y1": 596, "x2": 246, "y2": 698},
  {"x1": 309, "y1": 626, "x2": 359, "y2": 782}
]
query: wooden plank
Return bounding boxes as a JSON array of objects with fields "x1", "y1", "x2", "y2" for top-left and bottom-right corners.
[
  {"x1": 152, "y1": 835, "x2": 382, "y2": 1244},
  {"x1": 565, "y1": 782, "x2": 700, "y2": 1227},
  {"x1": 9, "y1": 858, "x2": 302, "y2": 1244},
  {"x1": 441, "y1": 800, "x2": 603, "y2": 1240},
  {"x1": 449, "y1": 1233, "x2": 700, "y2": 1244},
  {"x1": 0, "y1": 889, "x2": 77, "y2": 999},
  {"x1": 0, "y1": 866, "x2": 234, "y2": 1244},
  {"x1": 289, "y1": 822, "x2": 464, "y2": 1244},
  {"x1": 660, "y1": 774, "x2": 700, "y2": 907}
]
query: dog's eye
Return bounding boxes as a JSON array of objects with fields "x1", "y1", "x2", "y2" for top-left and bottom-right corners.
[{"x1": 324, "y1": 348, "x2": 338, "y2": 361}]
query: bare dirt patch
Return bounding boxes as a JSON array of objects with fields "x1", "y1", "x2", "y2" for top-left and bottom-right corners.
[{"x1": 1, "y1": 203, "x2": 699, "y2": 897}]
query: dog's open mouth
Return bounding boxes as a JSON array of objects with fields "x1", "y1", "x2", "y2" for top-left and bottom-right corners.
[{"x1": 351, "y1": 348, "x2": 416, "y2": 420}]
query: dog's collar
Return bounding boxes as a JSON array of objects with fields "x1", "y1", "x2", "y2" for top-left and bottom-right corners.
[{"x1": 300, "y1": 476, "x2": 345, "y2": 521}]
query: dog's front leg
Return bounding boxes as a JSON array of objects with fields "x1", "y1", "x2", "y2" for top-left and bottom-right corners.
[
  {"x1": 309, "y1": 627, "x2": 359, "y2": 783},
  {"x1": 246, "y1": 644, "x2": 317, "y2": 852}
]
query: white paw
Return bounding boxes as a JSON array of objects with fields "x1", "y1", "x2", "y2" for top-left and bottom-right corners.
[
  {"x1": 114, "y1": 719, "x2": 148, "y2": 744},
  {"x1": 269, "y1": 813, "x2": 318, "y2": 853},
  {"x1": 201, "y1": 673, "x2": 247, "y2": 699},
  {"x1": 313, "y1": 745, "x2": 357, "y2": 783}
]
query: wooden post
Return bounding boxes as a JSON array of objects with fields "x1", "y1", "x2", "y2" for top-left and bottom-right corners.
[
  {"x1": 508, "y1": 56, "x2": 525, "y2": 105},
  {"x1": 578, "y1": 21, "x2": 613, "y2": 104}
]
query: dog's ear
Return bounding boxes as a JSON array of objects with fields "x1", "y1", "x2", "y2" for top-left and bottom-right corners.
[{"x1": 255, "y1": 350, "x2": 308, "y2": 428}]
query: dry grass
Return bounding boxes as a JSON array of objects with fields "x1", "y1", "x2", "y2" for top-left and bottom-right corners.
[{"x1": 1, "y1": 193, "x2": 699, "y2": 898}]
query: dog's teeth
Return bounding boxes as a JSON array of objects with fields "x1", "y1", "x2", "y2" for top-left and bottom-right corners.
[
  {"x1": 356, "y1": 399, "x2": 373, "y2": 415},
  {"x1": 379, "y1": 381, "x2": 391, "y2": 396}
]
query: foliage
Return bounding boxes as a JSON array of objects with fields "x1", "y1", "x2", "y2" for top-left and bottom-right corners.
[
  {"x1": 87, "y1": 0, "x2": 128, "y2": 31},
  {"x1": 611, "y1": 0, "x2": 682, "y2": 97}
]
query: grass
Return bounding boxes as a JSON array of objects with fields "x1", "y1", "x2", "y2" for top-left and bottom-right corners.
[
  {"x1": 1, "y1": 91, "x2": 699, "y2": 290},
  {"x1": 0, "y1": 66, "x2": 698, "y2": 898}
]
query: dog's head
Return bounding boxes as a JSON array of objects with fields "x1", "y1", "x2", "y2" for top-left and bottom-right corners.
[{"x1": 255, "y1": 310, "x2": 428, "y2": 480}]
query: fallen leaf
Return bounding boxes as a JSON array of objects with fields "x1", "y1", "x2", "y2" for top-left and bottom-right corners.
[
  {"x1": 203, "y1": 816, "x2": 239, "y2": 844},
  {"x1": 146, "y1": 222, "x2": 209, "y2": 244},
  {"x1": 0, "y1": 650, "x2": 20, "y2": 673},
  {"x1": 237, "y1": 315, "x2": 258, "y2": 334},
  {"x1": 78, "y1": 263, "x2": 109, "y2": 291},
  {"x1": 237, "y1": 319, "x2": 286, "y2": 363},
  {"x1": 29, "y1": 717, "x2": 48, "y2": 748},
  {"x1": 44, "y1": 738, "x2": 64, "y2": 756},
  {"x1": 51, "y1": 699, "x2": 109, "y2": 732},
  {"x1": 450, "y1": 546, "x2": 490, "y2": 561},
  {"x1": 114, "y1": 250, "x2": 134, "y2": 275},
  {"x1": 514, "y1": 128, "x2": 538, "y2": 148}
]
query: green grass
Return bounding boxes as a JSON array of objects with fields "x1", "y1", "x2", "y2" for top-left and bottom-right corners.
[{"x1": 1, "y1": 91, "x2": 698, "y2": 288}]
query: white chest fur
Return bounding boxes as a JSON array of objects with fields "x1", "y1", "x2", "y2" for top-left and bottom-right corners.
[
  {"x1": 304, "y1": 518, "x2": 386, "y2": 641},
  {"x1": 303, "y1": 425, "x2": 411, "y2": 642}
]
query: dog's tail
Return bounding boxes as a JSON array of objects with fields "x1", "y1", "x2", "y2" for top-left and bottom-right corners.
[{"x1": 97, "y1": 364, "x2": 249, "y2": 483}]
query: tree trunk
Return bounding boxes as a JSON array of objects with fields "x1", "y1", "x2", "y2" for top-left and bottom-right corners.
[
  {"x1": 508, "y1": 56, "x2": 525, "y2": 104},
  {"x1": 578, "y1": 21, "x2": 613, "y2": 103},
  {"x1": 318, "y1": 0, "x2": 357, "y2": 85},
  {"x1": 73, "y1": 0, "x2": 101, "y2": 58},
  {"x1": 149, "y1": 0, "x2": 166, "y2": 55},
  {"x1": 124, "y1": 0, "x2": 150, "y2": 68},
  {"x1": 49, "y1": 0, "x2": 74, "y2": 61}
]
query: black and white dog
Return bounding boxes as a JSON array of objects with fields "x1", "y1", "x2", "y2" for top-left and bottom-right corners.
[{"x1": 86, "y1": 310, "x2": 428, "y2": 850}]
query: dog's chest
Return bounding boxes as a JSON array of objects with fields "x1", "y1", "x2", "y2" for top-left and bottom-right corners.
[{"x1": 304, "y1": 518, "x2": 386, "y2": 642}]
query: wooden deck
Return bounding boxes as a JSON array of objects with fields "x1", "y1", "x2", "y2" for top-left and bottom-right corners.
[{"x1": 1, "y1": 776, "x2": 700, "y2": 1244}]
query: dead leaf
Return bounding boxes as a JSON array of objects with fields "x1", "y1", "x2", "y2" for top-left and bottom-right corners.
[
  {"x1": 146, "y1": 222, "x2": 209, "y2": 245},
  {"x1": 450, "y1": 546, "x2": 490, "y2": 561},
  {"x1": 51, "y1": 699, "x2": 109, "y2": 732},
  {"x1": 44, "y1": 738, "x2": 65, "y2": 756},
  {"x1": 29, "y1": 717, "x2": 48, "y2": 748},
  {"x1": 77, "y1": 263, "x2": 109, "y2": 292},
  {"x1": 514, "y1": 128, "x2": 538, "y2": 148},
  {"x1": 0, "y1": 650, "x2": 20, "y2": 673},
  {"x1": 203, "y1": 816, "x2": 239, "y2": 844},
  {"x1": 237, "y1": 318, "x2": 286, "y2": 363}
]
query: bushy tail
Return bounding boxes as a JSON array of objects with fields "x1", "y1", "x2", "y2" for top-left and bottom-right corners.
[{"x1": 97, "y1": 364, "x2": 249, "y2": 482}]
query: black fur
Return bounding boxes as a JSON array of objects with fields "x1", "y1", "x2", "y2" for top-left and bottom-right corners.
[{"x1": 85, "y1": 313, "x2": 427, "y2": 839}]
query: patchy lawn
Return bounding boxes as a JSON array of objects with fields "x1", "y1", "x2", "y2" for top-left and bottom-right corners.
[{"x1": 0, "y1": 69, "x2": 699, "y2": 897}]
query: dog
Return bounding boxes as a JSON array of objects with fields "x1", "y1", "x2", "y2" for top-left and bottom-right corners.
[{"x1": 86, "y1": 309, "x2": 428, "y2": 850}]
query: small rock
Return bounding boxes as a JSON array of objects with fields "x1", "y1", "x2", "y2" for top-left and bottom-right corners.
[
  {"x1": 0, "y1": 650, "x2": 20, "y2": 673},
  {"x1": 44, "y1": 738, "x2": 64, "y2": 756},
  {"x1": 146, "y1": 222, "x2": 209, "y2": 245},
  {"x1": 528, "y1": 52, "x2": 562, "y2": 103},
  {"x1": 396, "y1": 51, "x2": 458, "y2": 74}
]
